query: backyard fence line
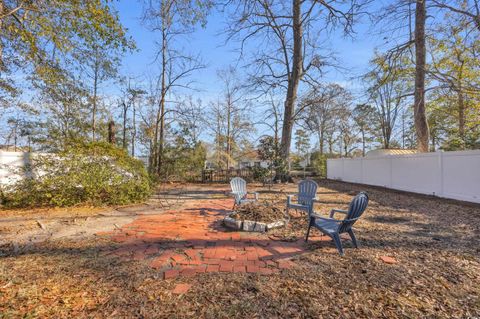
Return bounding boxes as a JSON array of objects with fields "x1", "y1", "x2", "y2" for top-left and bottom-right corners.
[
  {"x1": 201, "y1": 169, "x2": 253, "y2": 183},
  {"x1": 327, "y1": 150, "x2": 480, "y2": 204}
]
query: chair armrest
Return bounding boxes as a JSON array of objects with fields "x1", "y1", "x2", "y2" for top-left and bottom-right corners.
[
  {"x1": 314, "y1": 216, "x2": 344, "y2": 223},
  {"x1": 250, "y1": 192, "x2": 259, "y2": 200},
  {"x1": 286, "y1": 194, "x2": 296, "y2": 205},
  {"x1": 329, "y1": 209, "x2": 348, "y2": 218}
]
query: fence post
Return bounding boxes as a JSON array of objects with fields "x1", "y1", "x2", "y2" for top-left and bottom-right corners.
[
  {"x1": 360, "y1": 157, "x2": 364, "y2": 184},
  {"x1": 438, "y1": 151, "x2": 444, "y2": 197},
  {"x1": 389, "y1": 156, "x2": 393, "y2": 188}
]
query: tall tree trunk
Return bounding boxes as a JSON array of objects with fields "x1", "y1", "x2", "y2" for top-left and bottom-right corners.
[
  {"x1": 131, "y1": 102, "x2": 136, "y2": 156},
  {"x1": 151, "y1": 104, "x2": 160, "y2": 174},
  {"x1": 92, "y1": 51, "x2": 99, "y2": 142},
  {"x1": 279, "y1": 0, "x2": 302, "y2": 166},
  {"x1": 156, "y1": 24, "x2": 167, "y2": 177},
  {"x1": 319, "y1": 129, "x2": 324, "y2": 156},
  {"x1": 457, "y1": 59, "x2": 466, "y2": 149},
  {"x1": 226, "y1": 97, "x2": 231, "y2": 170},
  {"x1": 157, "y1": 94, "x2": 165, "y2": 176},
  {"x1": 414, "y1": 0, "x2": 429, "y2": 152},
  {"x1": 0, "y1": 2, "x2": 4, "y2": 74},
  {"x1": 385, "y1": 125, "x2": 391, "y2": 149},
  {"x1": 122, "y1": 103, "x2": 127, "y2": 149},
  {"x1": 107, "y1": 120, "x2": 115, "y2": 144},
  {"x1": 458, "y1": 90, "x2": 465, "y2": 148}
]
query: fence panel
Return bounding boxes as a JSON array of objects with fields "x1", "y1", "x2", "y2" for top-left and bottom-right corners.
[
  {"x1": 0, "y1": 152, "x2": 32, "y2": 186},
  {"x1": 362, "y1": 157, "x2": 391, "y2": 188},
  {"x1": 390, "y1": 153, "x2": 441, "y2": 195},
  {"x1": 442, "y1": 151, "x2": 480, "y2": 203},
  {"x1": 327, "y1": 150, "x2": 480, "y2": 204}
]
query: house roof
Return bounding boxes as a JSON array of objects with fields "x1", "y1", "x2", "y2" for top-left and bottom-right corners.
[
  {"x1": 235, "y1": 150, "x2": 262, "y2": 161},
  {"x1": 366, "y1": 149, "x2": 417, "y2": 157}
]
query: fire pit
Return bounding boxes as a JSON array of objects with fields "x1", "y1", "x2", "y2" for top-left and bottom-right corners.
[{"x1": 223, "y1": 201, "x2": 288, "y2": 233}]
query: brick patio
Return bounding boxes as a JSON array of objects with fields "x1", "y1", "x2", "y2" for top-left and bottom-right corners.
[{"x1": 99, "y1": 196, "x2": 331, "y2": 279}]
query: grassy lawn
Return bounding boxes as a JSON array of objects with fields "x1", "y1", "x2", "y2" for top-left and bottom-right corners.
[{"x1": 0, "y1": 180, "x2": 479, "y2": 318}]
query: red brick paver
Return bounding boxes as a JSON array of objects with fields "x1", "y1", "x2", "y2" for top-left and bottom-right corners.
[
  {"x1": 172, "y1": 283, "x2": 191, "y2": 294},
  {"x1": 380, "y1": 256, "x2": 398, "y2": 264},
  {"x1": 99, "y1": 195, "x2": 334, "y2": 278}
]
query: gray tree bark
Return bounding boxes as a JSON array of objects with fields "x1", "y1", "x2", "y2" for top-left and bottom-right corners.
[
  {"x1": 414, "y1": 0, "x2": 430, "y2": 152},
  {"x1": 280, "y1": 0, "x2": 302, "y2": 162}
]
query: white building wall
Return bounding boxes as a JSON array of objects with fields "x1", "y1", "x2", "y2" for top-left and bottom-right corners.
[{"x1": 327, "y1": 150, "x2": 480, "y2": 204}]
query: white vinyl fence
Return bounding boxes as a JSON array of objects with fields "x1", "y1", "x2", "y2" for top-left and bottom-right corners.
[
  {"x1": 0, "y1": 151, "x2": 33, "y2": 186},
  {"x1": 327, "y1": 150, "x2": 480, "y2": 204}
]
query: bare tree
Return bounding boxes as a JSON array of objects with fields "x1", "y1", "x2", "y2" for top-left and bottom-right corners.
[
  {"x1": 76, "y1": 44, "x2": 120, "y2": 142},
  {"x1": 337, "y1": 106, "x2": 359, "y2": 157},
  {"x1": 352, "y1": 104, "x2": 376, "y2": 156},
  {"x1": 430, "y1": 0, "x2": 480, "y2": 31},
  {"x1": 217, "y1": 66, "x2": 250, "y2": 169},
  {"x1": 176, "y1": 96, "x2": 205, "y2": 145},
  {"x1": 299, "y1": 83, "x2": 351, "y2": 155},
  {"x1": 375, "y1": 0, "x2": 430, "y2": 151},
  {"x1": 224, "y1": 0, "x2": 368, "y2": 171},
  {"x1": 143, "y1": 0, "x2": 211, "y2": 176},
  {"x1": 261, "y1": 93, "x2": 283, "y2": 154},
  {"x1": 119, "y1": 80, "x2": 145, "y2": 151},
  {"x1": 205, "y1": 70, "x2": 253, "y2": 170},
  {"x1": 365, "y1": 53, "x2": 412, "y2": 149}
]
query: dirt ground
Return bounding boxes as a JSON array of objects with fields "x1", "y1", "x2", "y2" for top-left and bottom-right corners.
[{"x1": 0, "y1": 180, "x2": 479, "y2": 318}]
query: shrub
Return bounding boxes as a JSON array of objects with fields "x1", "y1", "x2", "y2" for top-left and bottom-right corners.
[
  {"x1": 310, "y1": 151, "x2": 339, "y2": 178},
  {"x1": 251, "y1": 166, "x2": 270, "y2": 182},
  {"x1": 160, "y1": 142, "x2": 207, "y2": 182},
  {"x1": 1, "y1": 141, "x2": 151, "y2": 207}
]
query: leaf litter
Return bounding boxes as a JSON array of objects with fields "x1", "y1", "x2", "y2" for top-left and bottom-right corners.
[{"x1": 0, "y1": 180, "x2": 479, "y2": 318}]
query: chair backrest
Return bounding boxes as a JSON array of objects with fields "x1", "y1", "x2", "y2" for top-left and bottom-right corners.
[
  {"x1": 297, "y1": 180, "x2": 318, "y2": 206},
  {"x1": 339, "y1": 192, "x2": 369, "y2": 233},
  {"x1": 230, "y1": 177, "x2": 247, "y2": 202}
]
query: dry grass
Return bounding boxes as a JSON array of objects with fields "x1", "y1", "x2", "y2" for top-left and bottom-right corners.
[{"x1": 0, "y1": 180, "x2": 479, "y2": 318}]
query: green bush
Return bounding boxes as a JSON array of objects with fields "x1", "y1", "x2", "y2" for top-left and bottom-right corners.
[
  {"x1": 160, "y1": 142, "x2": 207, "y2": 182},
  {"x1": 1, "y1": 141, "x2": 151, "y2": 207},
  {"x1": 310, "y1": 151, "x2": 338, "y2": 178},
  {"x1": 251, "y1": 166, "x2": 270, "y2": 182}
]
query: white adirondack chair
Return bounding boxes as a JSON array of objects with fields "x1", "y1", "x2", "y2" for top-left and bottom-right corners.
[{"x1": 230, "y1": 177, "x2": 258, "y2": 209}]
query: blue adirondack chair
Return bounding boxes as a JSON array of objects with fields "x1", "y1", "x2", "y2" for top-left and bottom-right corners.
[
  {"x1": 305, "y1": 192, "x2": 369, "y2": 255},
  {"x1": 286, "y1": 180, "x2": 318, "y2": 217},
  {"x1": 230, "y1": 177, "x2": 259, "y2": 208}
]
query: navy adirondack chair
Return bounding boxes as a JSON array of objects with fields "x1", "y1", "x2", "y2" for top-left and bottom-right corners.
[
  {"x1": 286, "y1": 180, "x2": 318, "y2": 217},
  {"x1": 305, "y1": 192, "x2": 369, "y2": 255},
  {"x1": 230, "y1": 177, "x2": 259, "y2": 209}
]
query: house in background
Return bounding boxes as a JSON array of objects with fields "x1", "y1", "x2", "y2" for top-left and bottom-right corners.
[
  {"x1": 202, "y1": 143, "x2": 270, "y2": 170},
  {"x1": 235, "y1": 150, "x2": 270, "y2": 169}
]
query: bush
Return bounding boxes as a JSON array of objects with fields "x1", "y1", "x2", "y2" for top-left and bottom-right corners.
[
  {"x1": 1, "y1": 141, "x2": 151, "y2": 207},
  {"x1": 159, "y1": 142, "x2": 207, "y2": 182},
  {"x1": 251, "y1": 166, "x2": 270, "y2": 182},
  {"x1": 310, "y1": 151, "x2": 339, "y2": 178}
]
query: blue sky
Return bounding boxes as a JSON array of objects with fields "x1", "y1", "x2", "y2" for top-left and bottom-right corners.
[
  {"x1": 109, "y1": 1, "x2": 390, "y2": 152},
  {"x1": 114, "y1": 1, "x2": 384, "y2": 100},
  {"x1": 1, "y1": 1, "x2": 389, "y2": 152}
]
